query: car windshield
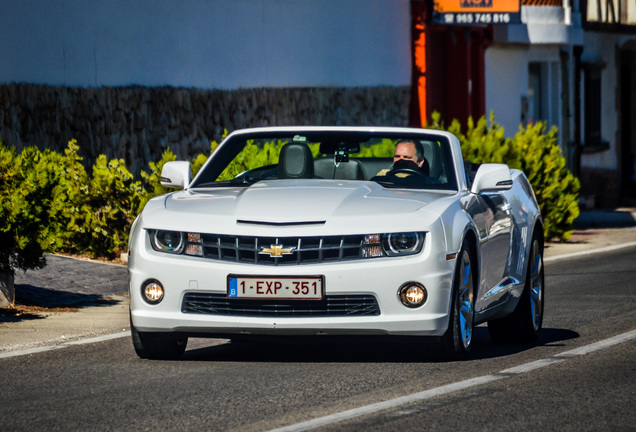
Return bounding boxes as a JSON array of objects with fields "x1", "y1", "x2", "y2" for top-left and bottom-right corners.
[{"x1": 190, "y1": 130, "x2": 458, "y2": 190}]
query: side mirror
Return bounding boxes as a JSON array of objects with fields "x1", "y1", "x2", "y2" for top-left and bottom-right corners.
[
  {"x1": 470, "y1": 163, "x2": 512, "y2": 194},
  {"x1": 160, "y1": 161, "x2": 191, "y2": 189}
]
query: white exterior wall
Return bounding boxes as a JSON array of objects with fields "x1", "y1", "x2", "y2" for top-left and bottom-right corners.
[
  {"x1": 0, "y1": 0, "x2": 411, "y2": 89},
  {"x1": 486, "y1": 5, "x2": 581, "y2": 141},
  {"x1": 485, "y1": 45, "x2": 528, "y2": 135},
  {"x1": 580, "y1": 32, "x2": 620, "y2": 171},
  {"x1": 485, "y1": 44, "x2": 562, "y2": 137}
]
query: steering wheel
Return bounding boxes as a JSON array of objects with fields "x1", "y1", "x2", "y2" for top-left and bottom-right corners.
[{"x1": 386, "y1": 167, "x2": 427, "y2": 177}]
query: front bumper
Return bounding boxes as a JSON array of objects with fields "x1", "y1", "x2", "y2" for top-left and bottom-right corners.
[{"x1": 129, "y1": 230, "x2": 456, "y2": 338}]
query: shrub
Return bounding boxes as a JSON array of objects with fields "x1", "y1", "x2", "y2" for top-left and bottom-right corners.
[
  {"x1": 139, "y1": 148, "x2": 177, "y2": 210},
  {"x1": 431, "y1": 112, "x2": 580, "y2": 241},
  {"x1": 0, "y1": 144, "x2": 52, "y2": 271},
  {"x1": 0, "y1": 115, "x2": 579, "y2": 268},
  {"x1": 510, "y1": 123, "x2": 580, "y2": 241},
  {"x1": 77, "y1": 156, "x2": 146, "y2": 257},
  {"x1": 46, "y1": 140, "x2": 90, "y2": 253}
]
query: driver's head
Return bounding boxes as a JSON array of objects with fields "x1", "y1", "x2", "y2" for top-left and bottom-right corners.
[{"x1": 394, "y1": 140, "x2": 425, "y2": 168}]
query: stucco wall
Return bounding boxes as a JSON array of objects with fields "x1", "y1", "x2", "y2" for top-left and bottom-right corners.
[
  {"x1": 0, "y1": 0, "x2": 411, "y2": 89},
  {"x1": 486, "y1": 44, "x2": 564, "y2": 138},
  {"x1": 580, "y1": 32, "x2": 619, "y2": 171},
  {"x1": 485, "y1": 45, "x2": 528, "y2": 135}
]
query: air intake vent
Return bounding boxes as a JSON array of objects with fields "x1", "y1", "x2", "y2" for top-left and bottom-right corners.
[{"x1": 182, "y1": 293, "x2": 381, "y2": 317}]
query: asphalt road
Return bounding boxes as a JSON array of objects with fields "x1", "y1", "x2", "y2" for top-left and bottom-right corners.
[{"x1": 1, "y1": 246, "x2": 634, "y2": 432}]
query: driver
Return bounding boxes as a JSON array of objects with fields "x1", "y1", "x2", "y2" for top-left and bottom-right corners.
[{"x1": 377, "y1": 140, "x2": 430, "y2": 177}]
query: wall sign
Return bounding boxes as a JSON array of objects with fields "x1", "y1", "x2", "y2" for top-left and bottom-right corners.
[{"x1": 431, "y1": 0, "x2": 521, "y2": 25}]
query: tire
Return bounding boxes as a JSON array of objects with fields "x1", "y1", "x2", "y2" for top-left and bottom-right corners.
[
  {"x1": 130, "y1": 315, "x2": 188, "y2": 360},
  {"x1": 441, "y1": 242, "x2": 476, "y2": 360},
  {"x1": 488, "y1": 231, "x2": 544, "y2": 344}
]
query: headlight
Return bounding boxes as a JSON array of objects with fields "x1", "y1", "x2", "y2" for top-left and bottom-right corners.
[
  {"x1": 150, "y1": 230, "x2": 185, "y2": 254},
  {"x1": 382, "y1": 232, "x2": 424, "y2": 256},
  {"x1": 149, "y1": 230, "x2": 204, "y2": 256},
  {"x1": 362, "y1": 232, "x2": 424, "y2": 257}
]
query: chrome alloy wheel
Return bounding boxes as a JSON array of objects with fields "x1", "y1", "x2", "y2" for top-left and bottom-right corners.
[
  {"x1": 529, "y1": 239, "x2": 544, "y2": 331},
  {"x1": 458, "y1": 249, "x2": 475, "y2": 349}
]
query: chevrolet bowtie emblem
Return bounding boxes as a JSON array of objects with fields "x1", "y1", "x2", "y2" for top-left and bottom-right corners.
[{"x1": 259, "y1": 244, "x2": 296, "y2": 257}]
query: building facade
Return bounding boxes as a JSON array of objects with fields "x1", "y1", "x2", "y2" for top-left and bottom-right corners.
[{"x1": 411, "y1": 0, "x2": 636, "y2": 206}]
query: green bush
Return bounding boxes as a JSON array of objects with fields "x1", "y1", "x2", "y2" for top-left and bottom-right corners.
[
  {"x1": 139, "y1": 148, "x2": 177, "y2": 209},
  {"x1": 39, "y1": 140, "x2": 145, "y2": 259},
  {"x1": 431, "y1": 112, "x2": 580, "y2": 241},
  {"x1": 0, "y1": 144, "x2": 54, "y2": 271},
  {"x1": 0, "y1": 139, "x2": 148, "y2": 264},
  {"x1": 0, "y1": 116, "x2": 580, "y2": 269}
]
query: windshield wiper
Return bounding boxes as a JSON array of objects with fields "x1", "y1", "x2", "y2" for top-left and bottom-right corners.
[
  {"x1": 192, "y1": 177, "x2": 261, "y2": 188},
  {"x1": 229, "y1": 176, "x2": 261, "y2": 185}
]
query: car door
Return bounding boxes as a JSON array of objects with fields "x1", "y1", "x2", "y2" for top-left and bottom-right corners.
[{"x1": 470, "y1": 192, "x2": 513, "y2": 311}]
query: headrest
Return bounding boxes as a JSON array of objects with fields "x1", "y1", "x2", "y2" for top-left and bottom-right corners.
[{"x1": 278, "y1": 143, "x2": 314, "y2": 179}]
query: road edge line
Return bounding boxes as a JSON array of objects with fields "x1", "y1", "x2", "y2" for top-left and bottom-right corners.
[
  {"x1": 0, "y1": 331, "x2": 130, "y2": 359},
  {"x1": 544, "y1": 241, "x2": 636, "y2": 263}
]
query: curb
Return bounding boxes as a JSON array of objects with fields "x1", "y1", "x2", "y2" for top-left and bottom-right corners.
[
  {"x1": 574, "y1": 209, "x2": 636, "y2": 229},
  {"x1": 544, "y1": 241, "x2": 636, "y2": 263}
]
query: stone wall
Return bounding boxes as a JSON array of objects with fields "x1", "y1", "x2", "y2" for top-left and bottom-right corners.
[{"x1": 0, "y1": 84, "x2": 411, "y2": 175}]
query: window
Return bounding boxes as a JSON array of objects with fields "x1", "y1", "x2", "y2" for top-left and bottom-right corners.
[
  {"x1": 528, "y1": 62, "x2": 544, "y2": 124},
  {"x1": 584, "y1": 65, "x2": 602, "y2": 146}
]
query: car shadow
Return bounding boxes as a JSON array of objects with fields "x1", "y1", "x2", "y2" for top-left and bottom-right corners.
[
  {"x1": 0, "y1": 284, "x2": 122, "y2": 324},
  {"x1": 180, "y1": 326, "x2": 580, "y2": 363},
  {"x1": 467, "y1": 326, "x2": 580, "y2": 360}
]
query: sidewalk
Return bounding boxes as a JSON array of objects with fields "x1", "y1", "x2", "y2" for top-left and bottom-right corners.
[
  {"x1": 545, "y1": 207, "x2": 636, "y2": 257},
  {"x1": 1, "y1": 209, "x2": 635, "y2": 355},
  {"x1": 0, "y1": 255, "x2": 130, "y2": 354}
]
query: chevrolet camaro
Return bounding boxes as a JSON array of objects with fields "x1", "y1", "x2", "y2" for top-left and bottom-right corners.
[{"x1": 128, "y1": 126, "x2": 544, "y2": 360}]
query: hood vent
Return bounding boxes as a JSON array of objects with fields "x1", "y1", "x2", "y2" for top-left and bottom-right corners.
[{"x1": 236, "y1": 219, "x2": 326, "y2": 226}]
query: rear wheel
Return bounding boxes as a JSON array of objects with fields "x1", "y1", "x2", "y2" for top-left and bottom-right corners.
[
  {"x1": 130, "y1": 316, "x2": 188, "y2": 360},
  {"x1": 488, "y1": 231, "x2": 544, "y2": 343},
  {"x1": 441, "y1": 242, "x2": 476, "y2": 360}
]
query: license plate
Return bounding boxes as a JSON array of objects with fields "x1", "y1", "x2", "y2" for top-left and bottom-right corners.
[{"x1": 227, "y1": 275, "x2": 323, "y2": 299}]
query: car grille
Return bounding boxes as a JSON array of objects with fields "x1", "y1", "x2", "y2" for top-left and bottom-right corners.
[
  {"x1": 182, "y1": 293, "x2": 381, "y2": 317},
  {"x1": 199, "y1": 234, "x2": 370, "y2": 266}
]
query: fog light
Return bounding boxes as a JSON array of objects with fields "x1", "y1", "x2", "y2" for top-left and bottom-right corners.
[
  {"x1": 398, "y1": 283, "x2": 427, "y2": 308},
  {"x1": 142, "y1": 280, "x2": 164, "y2": 304}
]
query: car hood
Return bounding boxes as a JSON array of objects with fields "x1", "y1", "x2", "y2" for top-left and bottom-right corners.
[{"x1": 144, "y1": 180, "x2": 456, "y2": 234}]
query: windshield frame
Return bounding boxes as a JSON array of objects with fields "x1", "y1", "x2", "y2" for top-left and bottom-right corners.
[{"x1": 190, "y1": 129, "x2": 460, "y2": 191}]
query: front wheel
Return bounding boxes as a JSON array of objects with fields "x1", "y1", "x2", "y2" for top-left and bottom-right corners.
[
  {"x1": 130, "y1": 316, "x2": 188, "y2": 360},
  {"x1": 488, "y1": 232, "x2": 544, "y2": 343},
  {"x1": 441, "y1": 242, "x2": 476, "y2": 360}
]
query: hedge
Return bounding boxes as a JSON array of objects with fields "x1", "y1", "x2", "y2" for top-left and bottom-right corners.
[{"x1": 0, "y1": 117, "x2": 579, "y2": 272}]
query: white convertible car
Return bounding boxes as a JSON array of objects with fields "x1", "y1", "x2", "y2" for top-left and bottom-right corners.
[{"x1": 128, "y1": 127, "x2": 544, "y2": 360}]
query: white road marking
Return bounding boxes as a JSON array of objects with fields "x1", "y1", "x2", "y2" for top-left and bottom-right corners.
[
  {"x1": 0, "y1": 331, "x2": 130, "y2": 359},
  {"x1": 544, "y1": 241, "x2": 636, "y2": 263},
  {"x1": 0, "y1": 345, "x2": 66, "y2": 359},
  {"x1": 498, "y1": 358, "x2": 564, "y2": 374},
  {"x1": 268, "y1": 329, "x2": 636, "y2": 432},
  {"x1": 555, "y1": 329, "x2": 636, "y2": 357},
  {"x1": 65, "y1": 331, "x2": 130, "y2": 345},
  {"x1": 270, "y1": 375, "x2": 502, "y2": 432}
]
